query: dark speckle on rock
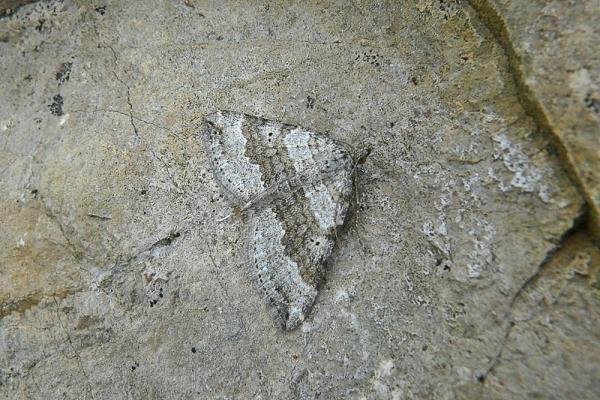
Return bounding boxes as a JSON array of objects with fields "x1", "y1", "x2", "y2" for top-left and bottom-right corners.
[
  {"x1": 48, "y1": 94, "x2": 63, "y2": 116},
  {"x1": 35, "y1": 18, "x2": 45, "y2": 32},
  {"x1": 56, "y1": 62, "x2": 72, "y2": 84}
]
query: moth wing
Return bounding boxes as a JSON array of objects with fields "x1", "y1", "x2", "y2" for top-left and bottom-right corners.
[
  {"x1": 247, "y1": 143, "x2": 354, "y2": 330},
  {"x1": 201, "y1": 111, "x2": 268, "y2": 205},
  {"x1": 202, "y1": 110, "x2": 355, "y2": 329}
]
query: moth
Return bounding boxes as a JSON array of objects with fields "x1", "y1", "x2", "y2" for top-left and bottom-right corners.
[{"x1": 201, "y1": 110, "x2": 367, "y2": 330}]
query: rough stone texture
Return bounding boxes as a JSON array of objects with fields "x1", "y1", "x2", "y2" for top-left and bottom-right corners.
[
  {"x1": 0, "y1": 1, "x2": 596, "y2": 399},
  {"x1": 471, "y1": 0, "x2": 600, "y2": 237},
  {"x1": 0, "y1": 0, "x2": 37, "y2": 16},
  {"x1": 480, "y1": 231, "x2": 600, "y2": 399}
]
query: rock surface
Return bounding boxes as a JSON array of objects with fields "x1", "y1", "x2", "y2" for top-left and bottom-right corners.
[
  {"x1": 472, "y1": 0, "x2": 600, "y2": 236},
  {"x1": 0, "y1": 0, "x2": 37, "y2": 16},
  {"x1": 0, "y1": 1, "x2": 596, "y2": 399}
]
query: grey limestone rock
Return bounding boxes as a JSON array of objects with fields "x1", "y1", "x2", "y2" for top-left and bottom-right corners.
[{"x1": 0, "y1": 1, "x2": 597, "y2": 399}]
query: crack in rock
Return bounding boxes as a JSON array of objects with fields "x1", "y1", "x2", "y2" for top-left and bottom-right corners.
[{"x1": 482, "y1": 209, "x2": 587, "y2": 380}]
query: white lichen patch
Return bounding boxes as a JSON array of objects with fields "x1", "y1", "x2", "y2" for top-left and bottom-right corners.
[
  {"x1": 16, "y1": 236, "x2": 26, "y2": 248},
  {"x1": 370, "y1": 359, "x2": 397, "y2": 398},
  {"x1": 58, "y1": 113, "x2": 70, "y2": 126},
  {"x1": 493, "y1": 133, "x2": 552, "y2": 203},
  {"x1": 466, "y1": 217, "x2": 496, "y2": 278},
  {"x1": 568, "y1": 67, "x2": 598, "y2": 100},
  {"x1": 415, "y1": 155, "x2": 500, "y2": 281}
]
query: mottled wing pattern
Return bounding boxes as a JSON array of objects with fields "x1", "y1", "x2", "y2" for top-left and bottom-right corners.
[
  {"x1": 202, "y1": 111, "x2": 267, "y2": 205},
  {"x1": 201, "y1": 110, "x2": 354, "y2": 330}
]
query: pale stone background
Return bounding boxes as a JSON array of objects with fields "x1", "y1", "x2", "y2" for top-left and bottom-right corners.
[{"x1": 0, "y1": 1, "x2": 598, "y2": 399}]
